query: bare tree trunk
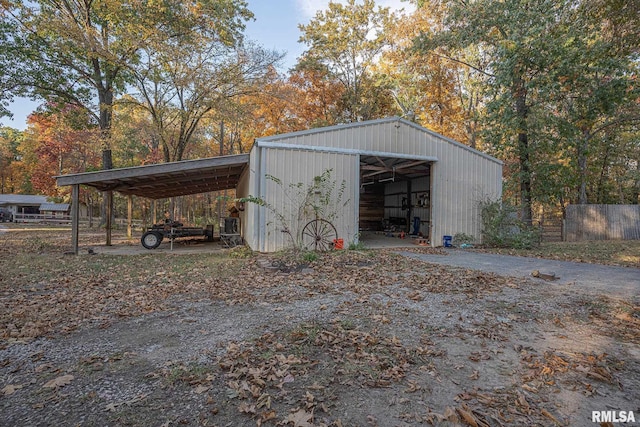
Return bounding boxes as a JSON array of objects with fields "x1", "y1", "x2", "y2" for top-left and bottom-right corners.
[{"x1": 577, "y1": 129, "x2": 590, "y2": 204}]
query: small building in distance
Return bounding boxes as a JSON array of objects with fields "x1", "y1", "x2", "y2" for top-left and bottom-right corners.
[
  {"x1": 0, "y1": 194, "x2": 49, "y2": 218},
  {"x1": 39, "y1": 203, "x2": 71, "y2": 219}
]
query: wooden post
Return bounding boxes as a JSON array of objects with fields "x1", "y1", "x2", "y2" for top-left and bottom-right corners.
[
  {"x1": 106, "y1": 191, "x2": 112, "y2": 246},
  {"x1": 102, "y1": 149, "x2": 113, "y2": 246},
  {"x1": 218, "y1": 121, "x2": 224, "y2": 233},
  {"x1": 152, "y1": 200, "x2": 157, "y2": 224},
  {"x1": 127, "y1": 195, "x2": 133, "y2": 239},
  {"x1": 71, "y1": 184, "x2": 80, "y2": 254},
  {"x1": 406, "y1": 179, "x2": 412, "y2": 234}
]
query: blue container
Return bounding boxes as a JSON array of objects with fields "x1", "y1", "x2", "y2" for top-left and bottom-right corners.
[{"x1": 442, "y1": 235, "x2": 452, "y2": 247}]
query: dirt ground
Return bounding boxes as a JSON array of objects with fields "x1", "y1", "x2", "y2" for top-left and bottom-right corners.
[{"x1": 1, "y1": 228, "x2": 639, "y2": 426}]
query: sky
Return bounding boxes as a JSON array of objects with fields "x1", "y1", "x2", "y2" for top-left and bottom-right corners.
[{"x1": 2, "y1": 0, "x2": 415, "y2": 131}]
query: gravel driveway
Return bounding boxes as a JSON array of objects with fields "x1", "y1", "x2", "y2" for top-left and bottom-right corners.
[{"x1": 398, "y1": 249, "x2": 640, "y2": 299}]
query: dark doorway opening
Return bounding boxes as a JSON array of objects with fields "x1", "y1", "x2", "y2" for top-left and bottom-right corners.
[{"x1": 359, "y1": 156, "x2": 432, "y2": 245}]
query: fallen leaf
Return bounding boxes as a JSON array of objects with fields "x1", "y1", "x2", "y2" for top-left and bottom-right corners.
[
  {"x1": 35, "y1": 363, "x2": 54, "y2": 373},
  {"x1": 194, "y1": 385, "x2": 210, "y2": 394},
  {"x1": 261, "y1": 409, "x2": 277, "y2": 422},
  {"x1": 43, "y1": 374, "x2": 74, "y2": 389},
  {"x1": 517, "y1": 391, "x2": 530, "y2": 413},
  {"x1": 238, "y1": 402, "x2": 256, "y2": 414},
  {"x1": 283, "y1": 408, "x2": 314, "y2": 427},
  {"x1": 541, "y1": 408, "x2": 561, "y2": 425},
  {"x1": 404, "y1": 380, "x2": 421, "y2": 393},
  {"x1": 457, "y1": 407, "x2": 478, "y2": 427},
  {"x1": 586, "y1": 370, "x2": 612, "y2": 383},
  {"x1": 2, "y1": 384, "x2": 22, "y2": 396},
  {"x1": 443, "y1": 406, "x2": 459, "y2": 422}
]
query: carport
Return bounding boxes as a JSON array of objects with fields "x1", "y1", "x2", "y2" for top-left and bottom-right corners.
[{"x1": 55, "y1": 154, "x2": 249, "y2": 254}]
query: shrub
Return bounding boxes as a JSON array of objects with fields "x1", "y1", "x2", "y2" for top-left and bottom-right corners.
[
  {"x1": 229, "y1": 245, "x2": 254, "y2": 258},
  {"x1": 479, "y1": 199, "x2": 540, "y2": 249},
  {"x1": 302, "y1": 251, "x2": 319, "y2": 263}
]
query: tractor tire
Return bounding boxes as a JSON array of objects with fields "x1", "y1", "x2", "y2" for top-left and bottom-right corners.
[{"x1": 141, "y1": 231, "x2": 163, "y2": 249}]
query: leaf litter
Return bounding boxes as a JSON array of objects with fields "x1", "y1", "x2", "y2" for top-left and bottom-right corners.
[{"x1": 1, "y1": 231, "x2": 638, "y2": 426}]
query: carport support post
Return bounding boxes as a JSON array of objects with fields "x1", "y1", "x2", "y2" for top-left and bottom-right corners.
[
  {"x1": 71, "y1": 184, "x2": 80, "y2": 255},
  {"x1": 106, "y1": 191, "x2": 112, "y2": 246},
  {"x1": 127, "y1": 195, "x2": 133, "y2": 239},
  {"x1": 406, "y1": 179, "x2": 412, "y2": 233}
]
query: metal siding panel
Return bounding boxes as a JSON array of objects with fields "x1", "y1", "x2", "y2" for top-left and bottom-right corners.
[
  {"x1": 243, "y1": 147, "x2": 260, "y2": 251},
  {"x1": 254, "y1": 120, "x2": 502, "y2": 248},
  {"x1": 436, "y1": 141, "x2": 476, "y2": 244},
  {"x1": 260, "y1": 148, "x2": 357, "y2": 252}
]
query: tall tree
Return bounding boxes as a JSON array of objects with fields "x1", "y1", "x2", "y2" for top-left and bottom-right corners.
[
  {"x1": 20, "y1": 105, "x2": 101, "y2": 196},
  {"x1": 0, "y1": 126, "x2": 23, "y2": 193},
  {"x1": 377, "y1": 4, "x2": 476, "y2": 144},
  {"x1": 288, "y1": 57, "x2": 346, "y2": 129},
  {"x1": 111, "y1": 98, "x2": 164, "y2": 167},
  {"x1": 1, "y1": 0, "x2": 253, "y2": 168},
  {"x1": 542, "y1": 2, "x2": 640, "y2": 204},
  {"x1": 299, "y1": 0, "x2": 395, "y2": 122},
  {"x1": 128, "y1": 41, "x2": 281, "y2": 162},
  {"x1": 415, "y1": 0, "x2": 578, "y2": 224}
]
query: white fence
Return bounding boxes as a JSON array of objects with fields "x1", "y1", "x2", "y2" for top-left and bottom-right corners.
[{"x1": 12, "y1": 213, "x2": 144, "y2": 228}]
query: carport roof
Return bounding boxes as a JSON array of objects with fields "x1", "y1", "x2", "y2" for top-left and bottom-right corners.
[{"x1": 55, "y1": 154, "x2": 249, "y2": 199}]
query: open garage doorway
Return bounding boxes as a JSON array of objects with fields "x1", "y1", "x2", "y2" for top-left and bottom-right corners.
[{"x1": 358, "y1": 155, "x2": 433, "y2": 248}]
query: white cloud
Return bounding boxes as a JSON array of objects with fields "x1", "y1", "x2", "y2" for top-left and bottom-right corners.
[{"x1": 295, "y1": 0, "x2": 415, "y2": 21}]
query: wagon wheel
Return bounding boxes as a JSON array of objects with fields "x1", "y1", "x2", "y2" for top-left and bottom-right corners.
[{"x1": 301, "y1": 219, "x2": 338, "y2": 251}]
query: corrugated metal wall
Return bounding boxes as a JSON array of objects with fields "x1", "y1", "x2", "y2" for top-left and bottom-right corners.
[
  {"x1": 252, "y1": 147, "x2": 358, "y2": 252},
  {"x1": 237, "y1": 147, "x2": 260, "y2": 250},
  {"x1": 253, "y1": 119, "x2": 502, "y2": 247}
]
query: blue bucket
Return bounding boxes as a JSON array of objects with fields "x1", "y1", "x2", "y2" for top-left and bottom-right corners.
[{"x1": 442, "y1": 235, "x2": 452, "y2": 247}]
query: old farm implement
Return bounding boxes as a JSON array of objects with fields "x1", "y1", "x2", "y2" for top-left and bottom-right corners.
[{"x1": 141, "y1": 220, "x2": 214, "y2": 249}]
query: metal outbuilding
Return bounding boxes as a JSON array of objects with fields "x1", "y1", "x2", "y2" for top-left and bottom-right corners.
[
  {"x1": 237, "y1": 117, "x2": 503, "y2": 252},
  {"x1": 55, "y1": 117, "x2": 502, "y2": 253}
]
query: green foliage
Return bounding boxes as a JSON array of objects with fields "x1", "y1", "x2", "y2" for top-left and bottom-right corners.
[
  {"x1": 301, "y1": 251, "x2": 318, "y2": 263},
  {"x1": 347, "y1": 241, "x2": 367, "y2": 251},
  {"x1": 229, "y1": 245, "x2": 253, "y2": 259},
  {"x1": 415, "y1": 0, "x2": 640, "y2": 211},
  {"x1": 298, "y1": 0, "x2": 396, "y2": 121},
  {"x1": 479, "y1": 199, "x2": 540, "y2": 249},
  {"x1": 1, "y1": 0, "x2": 256, "y2": 163}
]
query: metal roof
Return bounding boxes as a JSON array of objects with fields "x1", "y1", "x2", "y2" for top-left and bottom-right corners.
[
  {"x1": 0, "y1": 194, "x2": 49, "y2": 206},
  {"x1": 55, "y1": 154, "x2": 249, "y2": 199},
  {"x1": 40, "y1": 203, "x2": 70, "y2": 211}
]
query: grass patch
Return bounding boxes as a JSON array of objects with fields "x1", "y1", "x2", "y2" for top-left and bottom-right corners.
[{"x1": 480, "y1": 240, "x2": 640, "y2": 267}]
